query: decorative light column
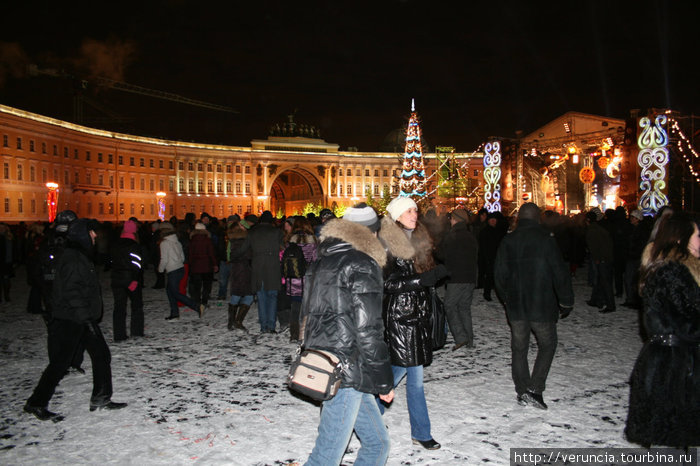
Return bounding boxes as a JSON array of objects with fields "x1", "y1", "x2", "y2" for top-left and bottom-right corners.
[
  {"x1": 483, "y1": 141, "x2": 502, "y2": 212},
  {"x1": 156, "y1": 191, "x2": 166, "y2": 221},
  {"x1": 46, "y1": 182, "x2": 59, "y2": 222},
  {"x1": 637, "y1": 115, "x2": 669, "y2": 215}
]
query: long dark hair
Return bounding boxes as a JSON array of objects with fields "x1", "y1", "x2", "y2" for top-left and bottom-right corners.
[{"x1": 640, "y1": 212, "x2": 695, "y2": 290}]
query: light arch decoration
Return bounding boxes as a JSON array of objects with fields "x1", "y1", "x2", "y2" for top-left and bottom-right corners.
[
  {"x1": 483, "y1": 141, "x2": 501, "y2": 212},
  {"x1": 637, "y1": 115, "x2": 669, "y2": 215}
]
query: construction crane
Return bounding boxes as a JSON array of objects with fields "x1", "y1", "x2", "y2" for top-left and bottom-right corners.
[{"x1": 26, "y1": 64, "x2": 237, "y2": 125}]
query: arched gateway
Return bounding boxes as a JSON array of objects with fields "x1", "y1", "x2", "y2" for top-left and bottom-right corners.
[{"x1": 268, "y1": 165, "x2": 324, "y2": 215}]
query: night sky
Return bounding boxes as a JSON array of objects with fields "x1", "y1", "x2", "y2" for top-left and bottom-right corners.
[{"x1": 1, "y1": 1, "x2": 698, "y2": 152}]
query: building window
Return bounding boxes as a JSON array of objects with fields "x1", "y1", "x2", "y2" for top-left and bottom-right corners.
[
  {"x1": 109, "y1": 175, "x2": 114, "y2": 188},
  {"x1": 188, "y1": 180, "x2": 194, "y2": 191},
  {"x1": 374, "y1": 170, "x2": 379, "y2": 177},
  {"x1": 207, "y1": 180, "x2": 213, "y2": 192},
  {"x1": 207, "y1": 164, "x2": 212, "y2": 172},
  {"x1": 159, "y1": 160, "x2": 164, "y2": 169},
  {"x1": 139, "y1": 158, "x2": 145, "y2": 167},
  {"x1": 42, "y1": 169, "x2": 47, "y2": 183},
  {"x1": 226, "y1": 181, "x2": 231, "y2": 193},
  {"x1": 347, "y1": 184, "x2": 352, "y2": 195},
  {"x1": 347, "y1": 169, "x2": 352, "y2": 176},
  {"x1": 339, "y1": 185, "x2": 343, "y2": 195},
  {"x1": 245, "y1": 182, "x2": 250, "y2": 194},
  {"x1": 2, "y1": 135, "x2": 7, "y2": 147},
  {"x1": 226, "y1": 165, "x2": 232, "y2": 173},
  {"x1": 118, "y1": 155, "x2": 123, "y2": 165},
  {"x1": 160, "y1": 179, "x2": 164, "y2": 191},
  {"x1": 53, "y1": 145, "x2": 58, "y2": 156},
  {"x1": 235, "y1": 165, "x2": 241, "y2": 174},
  {"x1": 30, "y1": 140, "x2": 35, "y2": 152},
  {"x1": 169, "y1": 179, "x2": 174, "y2": 191},
  {"x1": 130, "y1": 178, "x2": 135, "y2": 190},
  {"x1": 198, "y1": 163, "x2": 203, "y2": 171},
  {"x1": 140, "y1": 204, "x2": 145, "y2": 215},
  {"x1": 383, "y1": 169, "x2": 388, "y2": 177},
  {"x1": 99, "y1": 203, "x2": 104, "y2": 215},
  {"x1": 87, "y1": 202, "x2": 92, "y2": 215},
  {"x1": 374, "y1": 184, "x2": 379, "y2": 195},
  {"x1": 17, "y1": 137, "x2": 22, "y2": 149},
  {"x1": 18, "y1": 198, "x2": 23, "y2": 213},
  {"x1": 4, "y1": 198, "x2": 9, "y2": 213},
  {"x1": 168, "y1": 161, "x2": 173, "y2": 170},
  {"x1": 179, "y1": 161, "x2": 185, "y2": 170},
  {"x1": 3, "y1": 163, "x2": 8, "y2": 179},
  {"x1": 64, "y1": 147, "x2": 69, "y2": 158},
  {"x1": 119, "y1": 203, "x2": 125, "y2": 215},
  {"x1": 98, "y1": 174, "x2": 104, "y2": 185},
  {"x1": 109, "y1": 203, "x2": 114, "y2": 215},
  {"x1": 31, "y1": 199, "x2": 36, "y2": 213},
  {"x1": 130, "y1": 204, "x2": 135, "y2": 215},
  {"x1": 17, "y1": 164, "x2": 23, "y2": 181},
  {"x1": 150, "y1": 179, "x2": 155, "y2": 191},
  {"x1": 365, "y1": 169, "x2": 370, "y2": 176},
  {"x1": 150, "y1": 204, "x2": 154, "y2": 215},
  {"x1": 216, "y1": 164, "x2": 222, "y2": 173},
  {"x1": 86, "y1": 151, "x2": 91, "y2": 161},
  {"x1": 235, "y1": 181, "x2": 241, "y2": 194},
  {"x1": 197, "y1": 180, "x2": 203, "y2": 192},
  {"x1": 119, "y1": 177, "x2": 124, "y2": 189},
  {"x1": 149, "y1": 159, "x2": 153, "y2": 168},
  {"x1": 108, "y1": 153, "x2": 113, "y2": 164},
  {"x1": 217, "y1": 180, "x2": 222, "y2": 192},
  {"x1": 245, "y1": 165, "x2": 250, "y2": 174},
  {"x1": 30, "y1": 166, "x2": 35, "y2": 181},
  {"x1": 64, "y1": 170, "x2": 69, "y2": 185},
  {"x1": 74, "y1": 171, "x2": 79, "y2": 183},
  {"x1": 86, "y1": 172, "x2": 92, "y2": 184},
  {"x1": 74, "y1": 149, "x2": 78, "y2": 159},
  {"x1": 98, "y1": 152, "x2": 103, "y2": 162},
  {"x1": 130, "y1": 157, "x2": 135, "y2": 166},
  {"x1": 42, "y1": 142, "x2": 47, "y2": 154},
  {"x1": 140, "y1": 178, "x2": 145, "y2": 190},
  {"x1": 339, "y1": 169, "x2": 343, "y2": 176},
  {"x1": 188, "y1": 162, "x2": 194, "y2": 171},
  {"x1": 179, "y1": 179, "x2": 184, "y2": 191}
]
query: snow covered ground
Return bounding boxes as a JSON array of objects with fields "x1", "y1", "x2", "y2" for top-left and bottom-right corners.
[{"x1": 0, "y1": 265, "x2": 643, "y2": 465}]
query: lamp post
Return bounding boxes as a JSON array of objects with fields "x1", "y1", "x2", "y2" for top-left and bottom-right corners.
[
  {"x1": 156, "y1": 192, "x2": 166, "y2": 221},
  {"x1": 46, "y1": 182, "x2": 59, "y2": 222}
]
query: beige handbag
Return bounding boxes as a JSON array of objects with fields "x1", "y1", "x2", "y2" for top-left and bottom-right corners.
[{"x1": 287, "y1": 348, "x2": 343, "y2": 401}]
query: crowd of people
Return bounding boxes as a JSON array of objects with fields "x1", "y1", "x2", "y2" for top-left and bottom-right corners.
[{"x1": 1, "y1": 198, "x2": 697, "y2": 462}]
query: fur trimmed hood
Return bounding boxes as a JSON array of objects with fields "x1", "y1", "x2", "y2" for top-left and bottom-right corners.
[
  {"x1": 320, "y1": 219, "x2": 386, "y2": 267},
  {"x1": 378, "y1": 216, "x2": 435, "y2": 272},
  {"x1": 642, "y1": 243, "x2": 700, "y2": 288}
]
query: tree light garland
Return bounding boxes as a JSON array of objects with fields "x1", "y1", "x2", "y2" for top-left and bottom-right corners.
[{"x1": 398, "y1": 99, "x2": 427, "y2": 198}]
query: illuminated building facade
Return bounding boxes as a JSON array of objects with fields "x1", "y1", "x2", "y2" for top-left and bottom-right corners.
[{"x1": 0, "y1": 105, "x2": 481, "y2": 223}]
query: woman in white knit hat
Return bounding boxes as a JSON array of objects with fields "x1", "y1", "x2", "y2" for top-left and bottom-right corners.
[{"x1": 377, "y1": 196, "x2": 448, "y2": 450}]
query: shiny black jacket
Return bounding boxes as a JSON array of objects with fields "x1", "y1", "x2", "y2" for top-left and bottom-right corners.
[
  {"x1": 301, "y1": 219, "x2": 393, "y2": 395},
  {"x1": 52, "y1": 243, "x2": 103, "y2": 324},
  {"x1": 110, "y1": 237, "x2": 144, "y2": 287}
]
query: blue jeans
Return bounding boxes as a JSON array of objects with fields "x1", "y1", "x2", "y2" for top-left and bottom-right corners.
[
  {"x1": 306, "y1": 388, "x2": 390, "y2": 466},
  {"x1": 229, "y1": 294, "x2": 254, "y2": 306},
  {"x1": 381, "y1": 365, "x2": 432, "y2": 442},
  {"x1": 217, "y1": 261, "x2": 231, "y2": 299},
  {"x1": 256, "y1": 287, "x2": 278, "y2": 332},
  {"x1": 166, "y1": 267, "x2": 197, "y2": 317}
]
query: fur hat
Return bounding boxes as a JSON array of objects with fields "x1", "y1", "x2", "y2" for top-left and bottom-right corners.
[
  {"x1": 195, "y1": 222, "x2": 207, "y2": 230},
  {"x1": 386, "y1": 196, "x2": 417, "y2": 221},
  {"x1": 343, "y1": 203, "x2": 380, "y2": 232},
  {"x1": 451, "y1": 208, "x2": 469, "y2": 223},
  {"x1": 630, "y1": 209, "x2": 644, "y2": 221},
  {"x1": 120, "y1": 220, "x2": 138, "y2": 240}
]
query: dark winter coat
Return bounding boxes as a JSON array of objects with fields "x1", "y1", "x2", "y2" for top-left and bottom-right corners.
[
  {"x1": 228, "y1": 227, "x2": 253, "y2": 297},
  {"x1": 478, "y1": 221, "x2": 507, "y2": 279},
  {"x1": 110, "y1": 237, "x2": 144, "y2": 288},
  {"x1": 52, "y1": 222, "x2": 103, "y2": 324},
  {"x1": 282, "y1": 230, "x2": 318, "y2": 297},
  {"x1": 236, "y1": 222, "x2": 284, "y2": 292},
  {"x1": 494, "y1": 218, "x2": 574, "y2": 322},
  {"x1": 586, "y1": 221, "x2": 614, "y2": 263},
  {"x1": 188, "y1": 229, "x2": 217, "y2": 274},
  {"x1": 301, "y1": 219, "x2": 392, "y2": 395},
  {"x1": 436, "y1": 221, "x2": 478, "y2": 284},
  {"x1": 378, "y1": 217, "x2": 435, "y2": 368},
  {"x1": 625, "y1": 253, "x2": 700, "y2": 447}
]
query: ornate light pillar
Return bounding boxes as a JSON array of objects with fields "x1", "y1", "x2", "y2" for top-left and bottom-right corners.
[
  {"x1": 156, "y1": 191, "x2": 166, "y2": 221},
  {"x1": 637, "y1": 115, "x2": 669, "y2": 215},
  {"x1": 483, "y1": 141, "x2": 502, "y2": 212},
  {"x1": 46, "y1": 182, "x2": 59, "y2": 222}
]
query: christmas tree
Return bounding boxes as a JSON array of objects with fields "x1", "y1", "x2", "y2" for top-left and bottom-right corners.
[{"x1": 399, "y1": 99, "x2": 427, "y2": 198}]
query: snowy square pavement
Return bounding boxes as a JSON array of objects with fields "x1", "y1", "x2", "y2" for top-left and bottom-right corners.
[{"x1": 0, "y1": 266, "x2": 642, "y2": 465}]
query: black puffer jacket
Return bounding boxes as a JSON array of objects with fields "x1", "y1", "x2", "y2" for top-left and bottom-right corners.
[
  {"x1": 110, "y1": 237, "x2": 144, "y2": 288},
  {"x1": 301, "y1": 219, "x2": 393, "y2": 395},
  {"x1": 379, "y1": 217, "x2": 434, "y2": 368},
  {"x1": 52, "y1": 219, "x2": 103, "y2": 324}
]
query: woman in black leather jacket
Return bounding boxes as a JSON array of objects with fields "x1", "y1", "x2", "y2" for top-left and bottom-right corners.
[{"x1": 378, "y1": 196, "x2": 448, "y2": 451}]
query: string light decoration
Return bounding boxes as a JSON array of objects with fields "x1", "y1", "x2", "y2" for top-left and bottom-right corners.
[
  {"x1": 483, "y1": 141, "x2": 502, "y2": 212},
  {"x1": 398, "y1": 99, "x2": 427, "y2": 198},
  {"x1": 637, "y1": 115, "x2": 669, "y2": 215},
  {"x1": 668, "y1": 117, "x2": 700, "y2": 183},
  {"x1": 46, "y1": 182, "x2": 59, "y2": 222}
]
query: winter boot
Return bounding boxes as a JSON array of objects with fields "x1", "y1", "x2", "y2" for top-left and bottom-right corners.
[
  {"x1": 235, "y1": 304, "x2": 250, "y2": 331},
  {"x1": 227, "y1": 304, "x2": 238, "y2": 330}
]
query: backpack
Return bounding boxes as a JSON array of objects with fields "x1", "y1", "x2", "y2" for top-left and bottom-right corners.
[{"x1": 281, "y1": 242, "x2": 307, "y2": 279}]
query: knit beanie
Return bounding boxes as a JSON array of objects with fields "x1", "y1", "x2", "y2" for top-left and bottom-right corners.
[
  {"x1": 121, "y1": 220, "x2": 138, "y2": 240},
  {"x1": 386, "y1": 196, "x2": 417, "y2": 221},
  {"x1": 343, "y1": 203, "x2": 380, "y2": 232}
]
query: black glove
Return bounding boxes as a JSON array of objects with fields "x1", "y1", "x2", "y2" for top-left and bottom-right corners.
[
  {"x1": 559, "y1": 306, "x2": 573, "y2": 319},
  {"x1": 419, "y1": 264, "x2": 449, "y2": 287}
]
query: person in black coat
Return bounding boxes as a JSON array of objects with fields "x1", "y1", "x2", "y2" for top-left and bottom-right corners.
[
  {"x1": 25, "y1": 218, "x2": 127, "y2": 422},
  {"x1": 494, "y1": 203, "x2": 574, "y2": 410},
  {"x1": 378, "y1": 197, "x2": 448, "y2": 451},
  {"x1": 436, "y1": 208, "x2": 478, "y2": 350},
  {"x1": 302, "y1": 205, "x2": 394, "y2": 466},
  {"x1": 625, "y1": 213, "x2": 700, "y2": 448},
  {"x1": 110, "y1": 220, "x2": 144, "y2": 342},
  {"x1": 478, "y1": 211, "x2": 508, "y2": 301}
]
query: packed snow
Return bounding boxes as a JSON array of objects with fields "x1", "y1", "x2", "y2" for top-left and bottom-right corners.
[{"x1": 1, "y1": 265, "x2": 644, "y2": 465}]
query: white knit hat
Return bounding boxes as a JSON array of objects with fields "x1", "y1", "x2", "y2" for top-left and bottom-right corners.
[
  {"x1": 386, "y1": 196, "x2": 417, "y2": 221},
  {"x1": 343, "y1": 203, "x2": 380, "y2": 232},
  {"x1": 195, "y1": 222, "x2": 207, "y2": 230}
]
